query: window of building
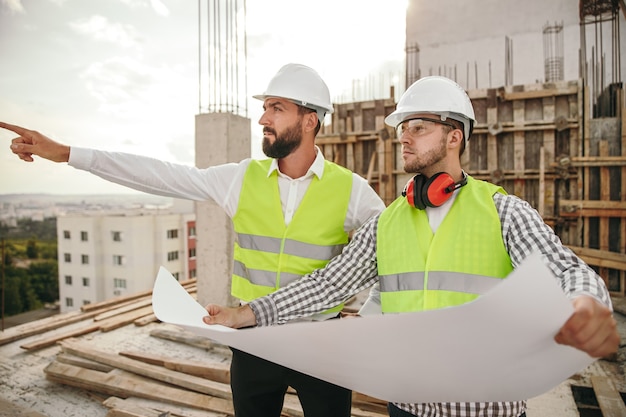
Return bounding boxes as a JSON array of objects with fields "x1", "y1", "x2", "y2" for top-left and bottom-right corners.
[
  {"x1": 167, "y1": 229, "x2": 178, "y2": 239},
  {"x1": 190, "y1": 269, "x2": 197, "y2": 278},
  {"x1": 111, "y1": 231, "x2": 122, "y2": 242},
  {"x1": 82, "y1": 277, "x2": 90, "y2": 287},
  {"x1": 188, "y1": 226, "x2": 196, "y2": 237},
  {"x1": 81, "y1": 231, "x2": 88, "y2": 241},
  {"x1": 189, "y1": 248, "x2": 196, "y2": 258},
  {"x1": 114, "y1": 278, "x2": 127, "y2": 289},
  {"x1": 63, "y1": 230, "x2": 71, "y2": 239},
  {"x1": 113, "y1": 255, "x2": 125, "y2": 265},
  {"x1": 83, "y1": 300, "x2": 91, "y2": 306},
  {"x1": 173, "y1": 272, "x2": 180, "y2": 280},
  {"x1": 65, "y1": 297, "x2": 73, "y2": 307},
  {"x1": 81, "y1": 254, "x2": 89, "y2": 265},
  {"x1": 64, "y1": 253, "x2": 72, "y2": 263},
  {"x1": 167, "y1": 251, "x2": 179, "y2": 261},
  {"x1": 65, "y1": 275, "x2": 72, "y2": 285}
]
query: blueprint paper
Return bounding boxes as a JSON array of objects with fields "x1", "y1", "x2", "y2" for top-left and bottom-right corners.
[{"x1": 151, "y1": 252, "x2": 596, "y2": 403}]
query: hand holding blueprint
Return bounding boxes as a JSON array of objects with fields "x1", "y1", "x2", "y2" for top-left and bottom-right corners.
[{"x1": 151, "y1": 252, "x2": 596, "y2": 403}]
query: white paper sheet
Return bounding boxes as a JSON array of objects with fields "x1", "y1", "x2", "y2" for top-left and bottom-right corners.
[{"x1": 151, "y1": 252, "x2": 596, "y2": 403}]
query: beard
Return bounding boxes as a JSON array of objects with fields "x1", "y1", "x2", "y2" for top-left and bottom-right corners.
[
  {"x1": 262, "y1": 119, "x2": 303, "y2": 159},
  {"x1": 403, "y1": 132, "x2": 448, "y2": 173}
]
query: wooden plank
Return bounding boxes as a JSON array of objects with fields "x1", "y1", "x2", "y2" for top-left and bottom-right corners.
[
  {"x1": 58, "y1": 339, "x2": 232, "y2": 400},
  {"x1": 105, "y1": 408, "x2": 157, "y2": 417},
  {"x1": 56, "y1": 352, "x2": 115, "y2": 373},
  {"x1": 539, "y1": 146, "x2": 545, "y2": 217},
  {"x1": 44, "y1": 361, "x2": 234, "y2": 415},
  {"x1": 104, "y1": 397, "x2": 227, "y2": 417},
  {"x1": 591, "y1": 375, "x2": 626, "y2": 417},
  {"x1": 149, "y1": 328, "x2": 214, "y2": 350},
  {"x1": 559, "y1": 200, "x2": 626, "y2": 209},
  {"x1": 499, "y1": 84, "x2": 578, "y2": 101},
  {"x1": 119, "y1": 350, "x2": 231, "y2": 385},
  {"x1": 20, "y1": 322, "x2": 101, "y2": 351},
  {"x1": 98, "y1": 306, "x2": 154, "y2": 332},
  {"x1": 486, "y1": 91, "x2": 499, "y2": 173},
  {"x1": 568, "y1": 246, "x2": 626, "y2": 270},
  {"x1": 94, "y1": 298, "x2": 153, "y2": 321},
  {"x1": 0, "y1": 309, "x2": 99, "y2": 347},
  {"x1": 134, "y1": 314, "x2": 158, "y2": 326}
]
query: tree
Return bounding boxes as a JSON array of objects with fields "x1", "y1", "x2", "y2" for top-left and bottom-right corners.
[
  {"x1": 28, "y1": 261, "x2": 59, "y2": 304},
  {"x1": 26, "y1": 238, "x2": 38, "y2": 259}
]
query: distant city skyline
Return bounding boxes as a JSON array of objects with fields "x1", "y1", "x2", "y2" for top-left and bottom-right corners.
[{"x1": 0, "y1": 0, "x2": 407, "y2": 195}]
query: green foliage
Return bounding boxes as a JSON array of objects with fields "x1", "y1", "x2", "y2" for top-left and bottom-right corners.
[
  {"x1": 1, "y1": 236, "x2": 59, "y2": 316},
  {"x1": 3, "y1": 266, "x2": 25, "y2": 316},
  {"x1": 27, "y1": 260, "x2": 58, "y2": 304},
  {"x1": 26, "y1": 239, "x2": 38, "y2": 259}
]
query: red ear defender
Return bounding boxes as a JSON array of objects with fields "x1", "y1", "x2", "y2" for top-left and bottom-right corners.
[{"x1": 402, "y1": 172, "x2": 468, "y2": 209}]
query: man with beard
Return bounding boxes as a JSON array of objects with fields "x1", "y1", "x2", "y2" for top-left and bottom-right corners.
[
  {"x1": 202, "y1": 76, "x2": 620, "y2": 417},
  {"x1": 1, "y1": 63, "x2": 386, "y2": 417}
]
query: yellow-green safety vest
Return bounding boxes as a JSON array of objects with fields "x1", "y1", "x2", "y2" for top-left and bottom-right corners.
[
  {"x1": 231, "y1": 159, "x2": 353, "y2": 314},
  {"x1": 377, "y1": 176, "x2": 513, "y2": 313}
]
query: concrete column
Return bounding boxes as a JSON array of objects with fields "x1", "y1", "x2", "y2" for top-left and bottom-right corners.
[{"x1": 195, "y1": 112, "x2": 251, "y2": 307}]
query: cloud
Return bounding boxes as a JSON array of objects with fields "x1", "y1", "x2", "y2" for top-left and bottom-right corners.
[
  {"x1": 1, "y1": 0, "x2": 24, "y2": 14},
  {"x1": 69, "y1": 15, "x2": 142, "y2": 48},
  {"x1": 149, "y1": 0, "x2": 169, "y2": 17},
  {"x1": 80, "y1": 56, "x2": 154, "y2": 112}
]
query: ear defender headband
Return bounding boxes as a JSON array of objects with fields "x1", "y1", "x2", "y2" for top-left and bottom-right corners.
[{"x1": 402, "y1": 172, "x2": 468, "y2": 209}]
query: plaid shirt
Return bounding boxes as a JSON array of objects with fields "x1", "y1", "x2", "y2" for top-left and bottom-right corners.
[{"x1": 249, "y1": 192, "x2": 612, "y2": 417}]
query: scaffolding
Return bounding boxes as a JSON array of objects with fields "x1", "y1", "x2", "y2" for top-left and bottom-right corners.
[
  {"x1": 197, "y1": 0, "x2": 248, "y2": 117},
  {"x1": 579, "y1": 0, "x2": 622, "y2": 117},
  {"x1": 543, "y1": 21, "x2": 565, "y2": 82}
]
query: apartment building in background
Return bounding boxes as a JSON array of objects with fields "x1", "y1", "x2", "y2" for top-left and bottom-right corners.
[{"x1": 57, "y1": 209, "x2": 196, "y2": 313}]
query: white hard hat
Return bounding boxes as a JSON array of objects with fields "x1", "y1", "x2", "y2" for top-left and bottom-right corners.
[
  {"x1": 253, "y1": 63, "x2": 334, "y2": 122},
  {"x1": 385, "y1": 76, "x2": 476, "y2": 142}
]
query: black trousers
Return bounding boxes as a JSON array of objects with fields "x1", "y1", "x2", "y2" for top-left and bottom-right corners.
[
  {"x1": 388, "y1": 403, "x2": 527, "y2": 417},
  {"x1": 230, "y1": 347, "x2": 352, "y2": 417}
]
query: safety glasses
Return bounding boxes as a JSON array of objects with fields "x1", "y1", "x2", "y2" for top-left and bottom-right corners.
[{"x1": 396, "y1": 117, "x2": 458, "y2": 140}]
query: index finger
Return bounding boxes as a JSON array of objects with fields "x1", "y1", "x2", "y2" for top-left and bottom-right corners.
[{"x1": 0, "y1": 121, "x2": 31, "y2": 136}]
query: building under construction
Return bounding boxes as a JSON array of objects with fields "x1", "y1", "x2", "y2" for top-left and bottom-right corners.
[{"x1": 0, "y1": 1, "x2": 625, "y2": 416}]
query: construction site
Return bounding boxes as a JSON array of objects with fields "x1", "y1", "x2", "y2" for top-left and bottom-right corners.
[{"x1": 2, "y1": 0, "x2": 626, "y2": 416}]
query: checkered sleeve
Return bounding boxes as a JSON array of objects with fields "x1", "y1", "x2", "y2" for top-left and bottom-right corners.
[
  {"x1": 249, "y1": 214, "x2": 381, "y2": 326},
  {"x1": 495, "y1": 193, "x2": 612, "y2": 308}
]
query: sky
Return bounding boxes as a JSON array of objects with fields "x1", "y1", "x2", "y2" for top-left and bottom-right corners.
[{"x1": 0, "y1": 0, "x2": 407, "y2": 195}]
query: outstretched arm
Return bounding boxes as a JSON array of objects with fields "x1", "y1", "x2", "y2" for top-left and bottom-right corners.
[{"x1": 1, "y1": 121, "x2": 70, "y2": 163}]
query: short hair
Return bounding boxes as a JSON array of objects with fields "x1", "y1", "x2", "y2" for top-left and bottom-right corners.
[
  {"x1": 441, "y1": 119, "x2": 466, "y2": 156},
  {"x1": 298, "y1": 105, "x2": 321, "y2": 135}
]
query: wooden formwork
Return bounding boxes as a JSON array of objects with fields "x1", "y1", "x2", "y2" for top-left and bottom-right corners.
[{"x1": 318, "y1": 79, "x2": 626, "y2": 297}]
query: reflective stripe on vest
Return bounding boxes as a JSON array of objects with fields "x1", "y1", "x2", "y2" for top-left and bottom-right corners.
[
  {"x1": 231, "y1": 159, "x2": 352, "y2": 311},
  {"x1": 237, "y1": 233, "x2": 345, "y2": 261},
  {"x1": 380, "y1": 271, "x2": 502, "y2": 293},
  {"x1": 377, "y1": 176, "x2": 513, "y2": 313}
]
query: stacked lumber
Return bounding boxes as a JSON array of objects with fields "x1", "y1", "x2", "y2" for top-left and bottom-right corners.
[
  {"x1": 1, "y1": 277, "x2": 387, "y2": 416},
  {"x1": 0, "y1": 279, "x2": 197, "y2": 350},
  {"x1": 42, "y1": 335, "x2": 387, "y2": 417}
]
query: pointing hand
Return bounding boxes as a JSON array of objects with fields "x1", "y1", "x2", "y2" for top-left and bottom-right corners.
[{"x1": 0, "y1": 121, "x2": 70, "y2": 163}]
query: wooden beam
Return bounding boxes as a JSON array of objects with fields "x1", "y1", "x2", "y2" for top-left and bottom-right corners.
[
  {"x1": 591, "y1": 375, "x2": 626, "y2": 417},
  {"x1": 58, "y1": 339, "x2": 232, "y2": 400},
  {"x1": 44, "y1": 361, "x2": 234, "y2": 415},
  {"x1": 567, "y1": 246, "x2": 626, "y2": 271},
  {"x1": 559, "y1": 200, "x2": 626, "y2": 218},
  {"x1": 103, "y1": 397, "x2": 227, "y2": 417},
  {"x1": 498, "y1": 85, "x2": 579, "y2": 101},
  {"x1": 149, "y1": 328, "x2": 215, "y2": 350},
  {"x1": 119, "y1": 350, "x2": 231, "y2": 385}
]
